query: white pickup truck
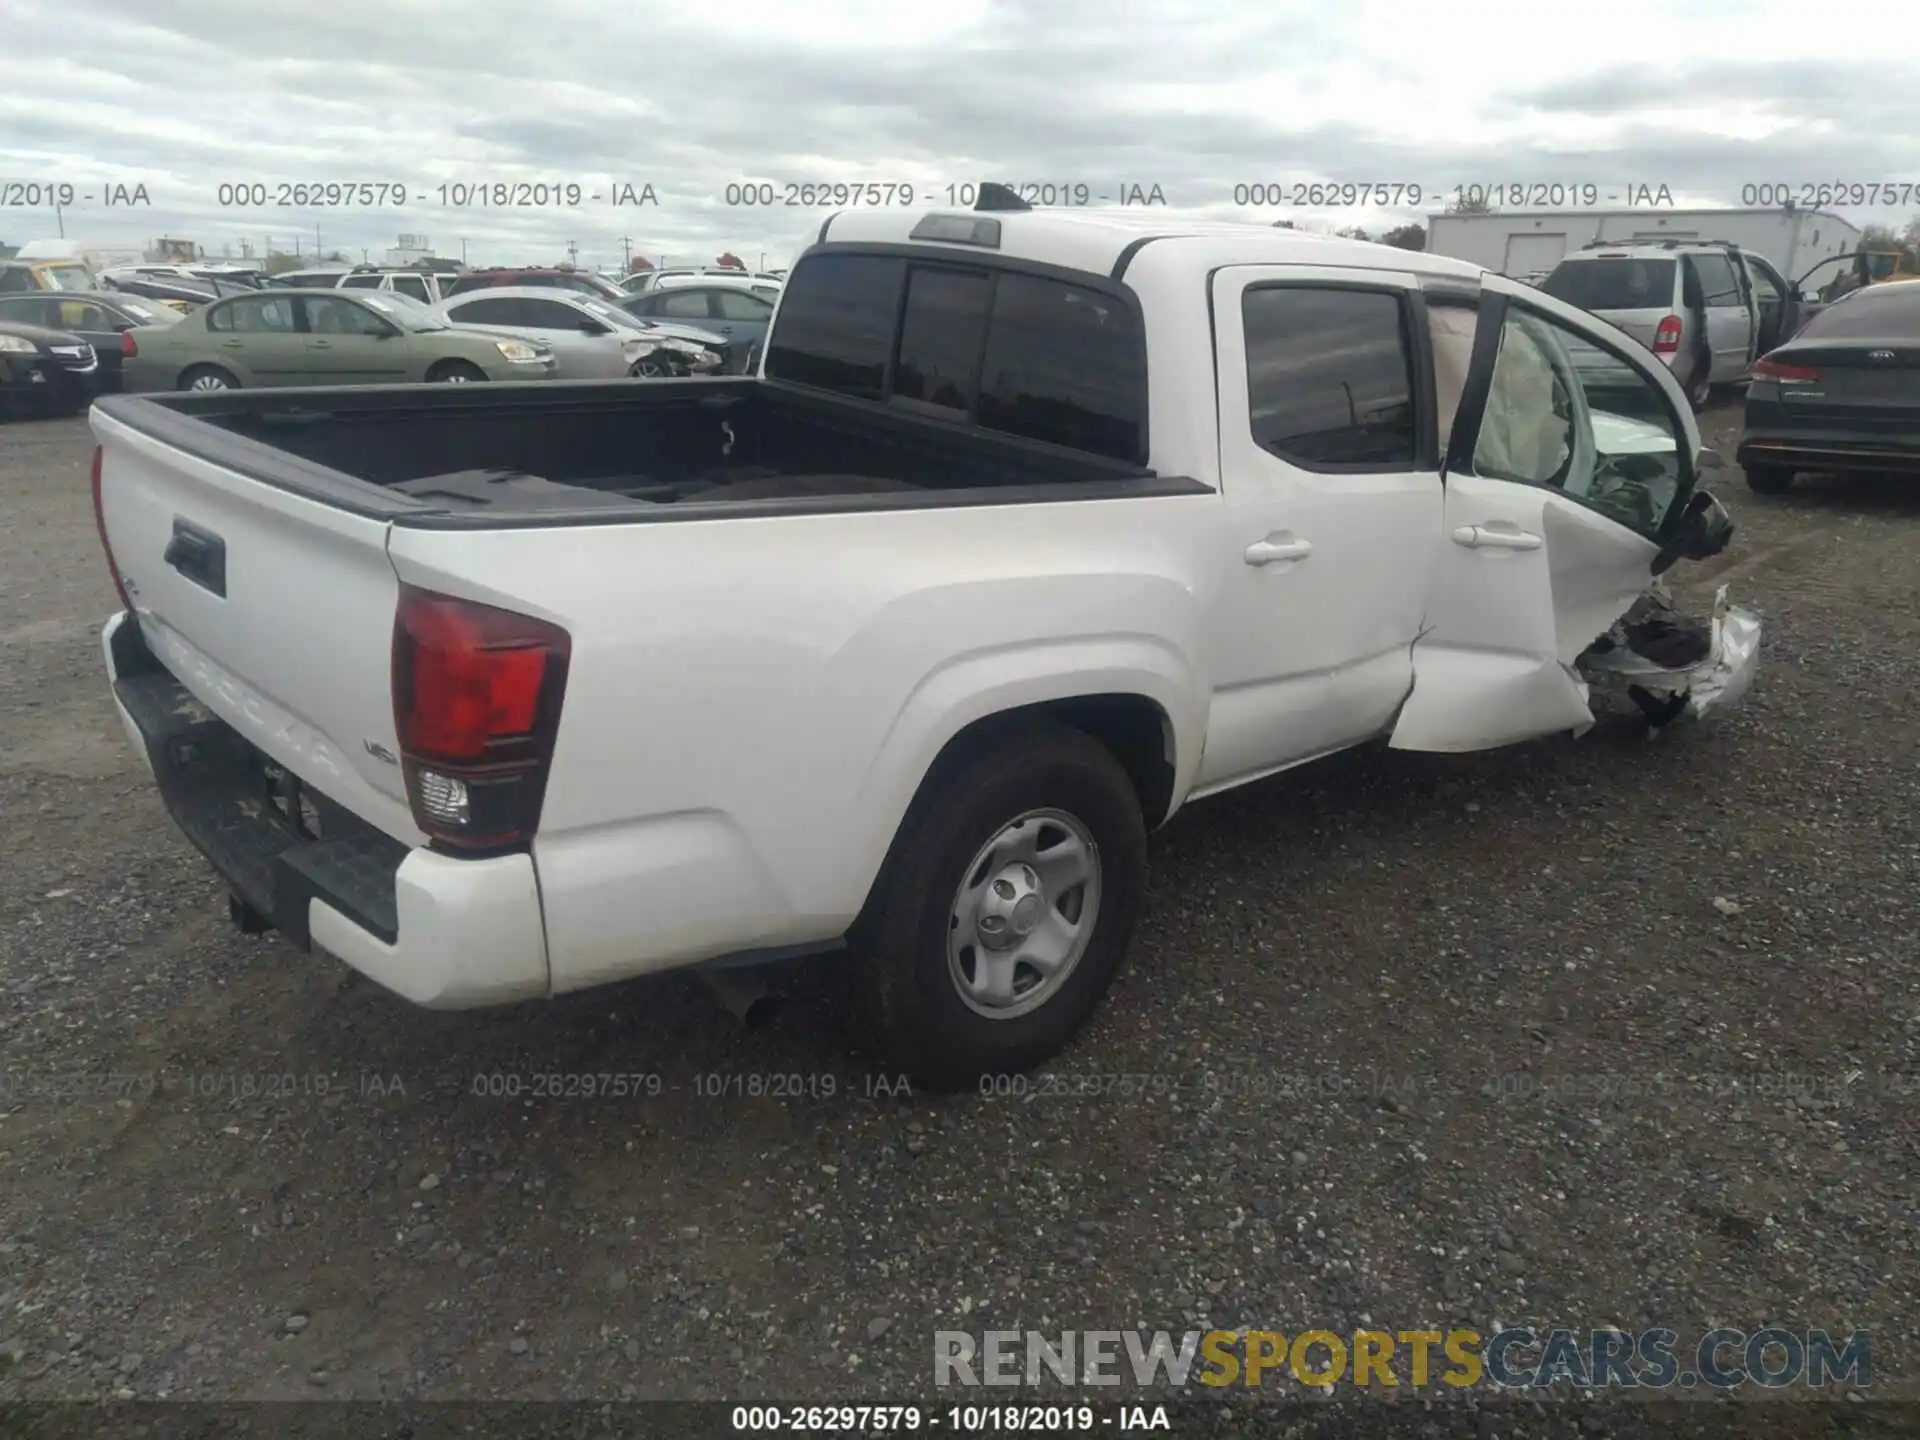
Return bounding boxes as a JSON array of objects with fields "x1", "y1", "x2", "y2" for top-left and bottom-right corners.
[{"x1": 91, "y1": 191, "x2": 1757, "y2": 1086}]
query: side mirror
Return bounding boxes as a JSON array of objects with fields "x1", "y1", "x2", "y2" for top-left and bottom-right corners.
[{"x1": 1654, "y1": 489, "x2": 1734, "y2": 574}]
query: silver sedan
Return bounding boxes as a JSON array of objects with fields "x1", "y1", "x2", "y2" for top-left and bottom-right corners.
[{"x1": 434, "y1": 288, "x2": 726, "y2": 378}]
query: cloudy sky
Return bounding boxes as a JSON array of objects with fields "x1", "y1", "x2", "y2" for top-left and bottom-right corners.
[{"x1": 4, "y1": 0, "x2": 1919, "y2": 270}]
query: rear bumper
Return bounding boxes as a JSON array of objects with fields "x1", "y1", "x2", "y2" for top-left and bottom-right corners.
[
  {"x1": 1737, "y1": 434, "x2": 1920, "y2": 474},
  {"x1": 102, "y1": 610, "x2": 550, "y2": 1008}
]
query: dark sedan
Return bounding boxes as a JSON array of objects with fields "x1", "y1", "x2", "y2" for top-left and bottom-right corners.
[
  {"x1": 0, "y1": 320, "x2": 102, "y2": 418},
  {"x1": 0, "y1": 291, "x2": 181, "y2": 392},
  {"x1": 1739, "y1": 281, "x2": 1920, "y2": 494}
]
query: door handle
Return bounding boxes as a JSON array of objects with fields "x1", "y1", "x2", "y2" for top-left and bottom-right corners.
[
  {"x1": 218, "y1": 340, "x2": 243, "y2": 349},
  {"x1": 1451, "y1": 524, "x2": 1543, "y2": 551},
  {"x1": 1244, "y1": 536, "x2": 1313, "y2": 566},
  {"x1": 309, "y1": 340, "x2": 332, "y2": 349}
]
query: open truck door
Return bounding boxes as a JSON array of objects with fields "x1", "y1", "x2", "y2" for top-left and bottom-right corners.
[{"x1": 1391, "y1": 272, "x2": 1735, "y2": 752}]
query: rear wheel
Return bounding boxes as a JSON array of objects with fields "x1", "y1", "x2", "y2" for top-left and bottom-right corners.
[
  {"x1": 1744, "y1": 465, "x2": 1795, "y2": 495},
  {"x1": 179, "y1": 365, "x2": 236, "y2": 392},
  {"x1": 427, "y1": 360, "x2": 486, "y2": 384},
  {"x1": 849, "y1": 719, "x2": 1148, "y2": 1090}
]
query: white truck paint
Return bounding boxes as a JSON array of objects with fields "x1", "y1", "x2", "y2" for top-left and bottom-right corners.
[
  {"x1": 1428, "y1": 208, "x2": 1863, "y2": 285},
  {"x1": 91, "y1": 207, "x2": 1753, "y2": 1085}
]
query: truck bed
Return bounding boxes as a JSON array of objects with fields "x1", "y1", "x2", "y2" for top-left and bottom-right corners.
[{"x1": 92, "y1": 378, "x2": 1164, "y2": 528}]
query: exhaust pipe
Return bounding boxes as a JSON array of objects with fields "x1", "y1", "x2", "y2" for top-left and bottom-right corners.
[{"x1": 697, "y1": 967, "x2": 783, "y2": 1029}]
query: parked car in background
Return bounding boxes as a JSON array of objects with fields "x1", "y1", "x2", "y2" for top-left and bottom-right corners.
[
  {"x1": 0, "y1": 291, "x2": 181, "y2": 392},
  {"x1": 651, "y1": 272, "x2": 783, "y2": 302},
  {"x1": 438, "y1": 288, "x2": 725, "y2": 377},
  {"x1": 1540, "y1": 241, "x2": 1803, "y2": 409},
  {"x1": 100, "y1": 269, "x2": 251, "y2": 314},
  {"x1": 120, "y1": 287, "x2": 556, "y2": 392},
  {"x1": 335, "y1": 267, "x2": 464, "y2": 305},
  {"x1": 1738, "y1": 279, "x2": 1920, "y2": 494},
  {"x1": 267, "y1": 269, "x2": 358, "y2": 290},
  {"x1": 440, "y1": 268, "x2": 631, "y2": 303},
  {"x1": 621, "y1": 266, "x2": 782, "y2": 296},
  {"x1": 0, "y1": 320, "x2": 101, "y2": 416},
  {"x1": 0, "y1": 259, "x2": 102, "y2": 295},
  {"x1": 120, "y1": 264, "x2": 264, "y2": 290},
  {"x1": 622, "y1": 281, "x2": 775, "y2": 368}
]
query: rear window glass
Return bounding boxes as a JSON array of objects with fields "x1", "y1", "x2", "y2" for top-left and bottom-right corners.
[
  {"x1": 765, "y1": 253, "x2": 905, "y2": 401},
  {"x1": 893, "y1": 267, "x2": 991, "y2": 413},
  {"x1": 977, "y1": 274, "x2": 1143, "y2": 460},
  {"x1": 768, "y1": 253, "x2": 1145, "y2": 461},
  {"x1": 1797, "y1": 286, "x2": 1920, "y2": 338},
  {"x1": 1542, "y1": 258, "x2": 1676, "y2": 311}
]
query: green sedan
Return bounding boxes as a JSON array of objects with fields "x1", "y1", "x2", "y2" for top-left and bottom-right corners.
[{"x1": 119, "y1": 287, "x2": 557, "y2": 392}]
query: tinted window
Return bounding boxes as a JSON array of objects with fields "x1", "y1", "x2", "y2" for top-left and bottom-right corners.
[
  {"x1": 521, "y1": 298, "x2": 587, "y2": 328},
  {"x1": 0, "y1": 296, "x2": 57, "y2": 325},
  {"x1": 765, "y1": 253, "x2": 904, "y2": 400},
  {"x1": 1542, "y1": 258, "x2": 1676, "y2": 311},
  {"x1": 302, "y1": 295, "x2": 391, "y2": 335},
  {"x1": 1743, "y1": 258, "x2": 1783, "y2": 303},
  {"x1": 714, "y1": 289, "x2": 773, "y2": 320},
  {"x1": 209, "y1": 296, "x2": 297, "y2": 333},
  {"x1": 1242, "y1": 287, "x2": 1415, "y2": 467},
  {"x1": 894, "y1": 267, "x2": 990, "y2": 414},
  {"x1": 655, "y1": 290, "x2": 713, "y2": 319},
  {"x1": 977, "y1": 273, "x2": 1142, "y2": 460},
  {"x1": 392, "y1": 275, "x2": 431, "y2": 303},
  {"x1": 1689, "y1": 253, "x2": 1742, "y2": 306},
  {"x1": 448, "y1": 297, "x2": 522, "y2": 326},
  {"x1": 1798, "y1": 286, "x2": 1920, "y2": 337},
  {"x1": 342, "y1": 274, "x2": 383, "y2": 289}
]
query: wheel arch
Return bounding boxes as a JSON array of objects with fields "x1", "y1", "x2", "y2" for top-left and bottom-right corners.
[{"x1": 840, "y1": 642, "x2": 1204, "y2": 926}]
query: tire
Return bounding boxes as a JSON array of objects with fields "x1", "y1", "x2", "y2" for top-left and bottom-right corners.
[
  {"x1": 427, "y1": 360, "x2": 486, "y2": 384},
  {"x1": 849, "y1": 719, "x2": 1148, "y2": 1090},
  {"x1": 179, "y1": 365, "x2": 237, "y2": 393},
  {"x1": 630, "y1": 355, "x2": 679, "y2": 379},
  {"x1": 1744, "y1": 465, "x2": 1794, "y2": 495}
]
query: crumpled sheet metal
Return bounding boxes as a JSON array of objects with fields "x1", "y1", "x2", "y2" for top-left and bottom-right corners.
[{"x1": 1583, "y1": 584, "x2": 1762, "y2": 723}]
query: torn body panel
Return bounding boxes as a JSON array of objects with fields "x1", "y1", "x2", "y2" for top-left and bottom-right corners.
[{"x1": 1580, "y1": 584, "x2": 1762, "y2": 728}]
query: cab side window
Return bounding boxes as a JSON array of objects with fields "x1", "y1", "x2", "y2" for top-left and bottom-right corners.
[{"x1": 1242, "y1": 286, "x2": 1417, "y2": 468}]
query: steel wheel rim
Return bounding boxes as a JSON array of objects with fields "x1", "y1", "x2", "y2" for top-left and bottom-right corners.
[
  {"x1": 189, "y1": 373, "x2": 227, "y2": 391},
  {"x1": 440, "y1": 370, "x2": 473, "y2": 383},
  {"x1": 947, "y1": 807, "x2": 1101, "y2": 1020}
]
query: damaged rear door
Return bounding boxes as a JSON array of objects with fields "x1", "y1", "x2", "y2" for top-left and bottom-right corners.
[{"x1": 1390, "y1": 273, "x2": 1705, "y2": 752}]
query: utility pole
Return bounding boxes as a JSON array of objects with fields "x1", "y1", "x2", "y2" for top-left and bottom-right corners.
[
  {"x1": 460, "y1": 237, "x2": 468, "y2": 265},
  {"x1": 566, "y1": 239, "x2": 579, "y2": 268},
  {"x1": 621, "y1": 235, "x2": 633, "y2": 269},
  {"x1": 54, "y1": 201, "x2": 65, "y2": 238}
]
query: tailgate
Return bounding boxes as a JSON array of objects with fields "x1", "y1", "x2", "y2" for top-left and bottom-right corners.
[{"x1": 93, "y1": 407, "x2": 420, "y2": 844}]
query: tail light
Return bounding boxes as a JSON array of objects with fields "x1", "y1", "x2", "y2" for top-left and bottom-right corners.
[
  {"x1": 90, "y1": 446, "x2": 135, "y2": 612},
  {"x1": 1752, "y1": 356, "x2": 1821, "y2": 383},
  {"x1": 121, "y1": 331, "x2": 137, "y2": 358},
  {"x1": 1651, "y1": 315, "x2": 1683, "y2": 355},
  {"x1": 392, "y1": 585, "x2": 571, "y2": 852}
]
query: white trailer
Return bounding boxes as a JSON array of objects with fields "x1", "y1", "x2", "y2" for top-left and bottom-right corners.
[{"x1": 1426, "y1": 208, "x2": 1863, "y2": 287}]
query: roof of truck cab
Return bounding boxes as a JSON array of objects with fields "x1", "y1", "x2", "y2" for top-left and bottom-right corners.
[{"x1": 815, "y1": 207, "x2": 1488, "y2": 282}]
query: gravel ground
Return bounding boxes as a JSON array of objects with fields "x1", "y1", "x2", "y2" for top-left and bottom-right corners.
[{"x1": 0, "y1": 405, "x2": 1915, "y2": 1431}]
